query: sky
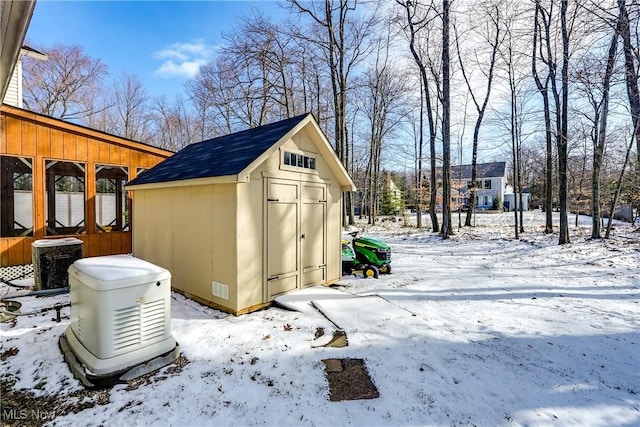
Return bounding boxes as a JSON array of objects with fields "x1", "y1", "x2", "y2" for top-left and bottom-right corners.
[
  {"x1": 1, "y1": 211, "x2": 638, "y2": 426},
  {"x1": 25, "y1": 1, "x2": 286, "y2": 99}
]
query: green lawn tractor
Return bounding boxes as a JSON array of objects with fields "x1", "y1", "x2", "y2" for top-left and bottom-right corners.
[{"x1": 341, "y1": 231, "x2": 392, "y2": 278}]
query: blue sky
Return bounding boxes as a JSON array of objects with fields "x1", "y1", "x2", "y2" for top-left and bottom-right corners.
[{"x1": 26, "y1": 1, "x2": 285, "y2": 99}]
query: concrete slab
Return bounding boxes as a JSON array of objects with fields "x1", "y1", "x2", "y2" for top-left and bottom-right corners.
[
  {"x1": 311, "y1": 295, "x2": 413, "y2": 332},
  {"x1": 274, "y1": 285, "x2": 355, "y2": 315}
]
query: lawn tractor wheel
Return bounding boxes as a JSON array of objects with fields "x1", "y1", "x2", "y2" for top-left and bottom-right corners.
[
  {"x1": 363, "y1": 265, "x2": 379, "y2": 279},
  {"x1": 379, "y1": 264, "x2": 391, "y2": 274}
]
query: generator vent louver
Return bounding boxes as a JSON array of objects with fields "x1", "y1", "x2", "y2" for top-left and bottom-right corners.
[
  {"x1": 77, "y1": 314, "x2": 86, "y2": 342},
  {"x1": 113, "y1": 299, "x2": 166, "y2": 352}
]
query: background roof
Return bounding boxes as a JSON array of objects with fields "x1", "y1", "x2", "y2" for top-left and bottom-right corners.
[
  {"x1": 128, "y1": 114, "x2": 310, "y2": 186},
  {"x1": 451, "y1": 162, "x2": 507, "y2": 180}
]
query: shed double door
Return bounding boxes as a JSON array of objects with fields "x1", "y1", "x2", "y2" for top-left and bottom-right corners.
[{"x1": 266, "y1": 178, "x2": 326, "y2": 299}]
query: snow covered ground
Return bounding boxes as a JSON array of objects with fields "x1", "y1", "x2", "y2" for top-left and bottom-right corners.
[{"x1": 1, "y1": 211, "x2": 638, "y2": 427}]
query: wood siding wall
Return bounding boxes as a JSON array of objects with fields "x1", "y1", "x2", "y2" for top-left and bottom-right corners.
[{"x1": 1, "y1": 105, "x2": 172, "y2": 266}]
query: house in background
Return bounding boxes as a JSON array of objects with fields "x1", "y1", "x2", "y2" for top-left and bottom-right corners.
[
  {"x1": 127, "y1": 114, "x2": 356, "y2": 315},
  {"x1": 0, "y1": 105, "x2": 173, "y2": 269},
  {"x1": 450, "y1": 161, "x2": 530, "y2": 212},
  {"x1": 451, "y1": 161, "x2": 508, "y2": 210}
]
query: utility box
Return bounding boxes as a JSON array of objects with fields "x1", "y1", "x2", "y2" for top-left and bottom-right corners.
[
  {"x1": 32, "y1": 238, "x2": 83, "y2": 290},
  {"x1": 64, "y1": 255, "x2": 178, "y2": 378}
]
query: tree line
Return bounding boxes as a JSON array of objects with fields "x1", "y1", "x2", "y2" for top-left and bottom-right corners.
[{"x1": 22, "y1": 0, "x2": 639, "y2": 244}]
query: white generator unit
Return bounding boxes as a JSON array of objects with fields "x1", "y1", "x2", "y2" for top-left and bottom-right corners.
[
  {"x1": 60, "y1": 255, "x2": 179, "y2": 387},
  {"x1": 32, "y1": 237, "x2": 83, "y2": 290}
]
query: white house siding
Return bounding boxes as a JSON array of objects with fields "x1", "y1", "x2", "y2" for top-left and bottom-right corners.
[
  {"x1": 474, "y1": 177, "x2": 505, "y2": 210},
  {"x1": 503, "y1": 193, "x2": 530, "y2": 211},
  {"x1": 3, "y1": 61, "x2": 20, "y2": 107}
]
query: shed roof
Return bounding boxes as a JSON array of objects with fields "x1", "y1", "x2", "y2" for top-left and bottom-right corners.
[
  {"x1": 127, "y1": 114, "x2": 356, "y2": 191},
  {"x1": 451, "y1": 162, "x2": 506, "y2": 180}
]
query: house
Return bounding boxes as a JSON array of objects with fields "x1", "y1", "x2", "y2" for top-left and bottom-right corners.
[
  {"x1": 451, "y1": 162, "x2": 507, "y2": 210},
  {"x1": 0, "y1": 105, "x2": 173, "y2": 268},
  {"x1": 126, "y1": 113, "x2": 356, "y2": 315},
  {"x1": 450, "y1": 161, "x2": 531, "y2": 212}
]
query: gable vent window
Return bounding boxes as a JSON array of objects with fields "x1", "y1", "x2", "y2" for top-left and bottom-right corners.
[{"x1": 284, "y1": 151, "x2": 316, "y2": 170}]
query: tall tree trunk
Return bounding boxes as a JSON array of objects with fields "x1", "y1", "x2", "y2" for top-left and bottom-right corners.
[
  {"x1": 399, "y1": 0, "x2": 440, "y2": 233},
  {"x1": 441, "y1": 0, "x2": 452, "y2": 238},
  {"x1": 455, "y1": 6, "x2": 501, "y2": 228},
  {"x1": 532, "y1": 1, "x2": 554, "y2": 233},
  {"x1": 592, "y1": 13, "x2": 621, "y2": 239},
  {"x1": 417, "y1": 79, "x2": 425, "y2": 229},
  {"x1": 617, "y1": 0, "x2": 640, "y2": 186},
  {"x1": 605, "y1": 132, "x2": 635, "y2": 238},
  {"x1": 558, "y1": 0, "x2": 570, "y2": 244}
]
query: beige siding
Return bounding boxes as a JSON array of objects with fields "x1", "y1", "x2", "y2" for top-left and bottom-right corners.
[
  {"x1": 209, "y1": 184, "x2": 239, "y2": 310},
  {"x1": 235, "y1": 180, "x2": 266, "y2": 310},
  {"x1": 133, "y1": 188, "x2": 174, "y2": 271},
  {"x1": 326, "y1": 183, "x2": 342, "y2": 283},
  {"x1": 133, "y1": 184, "x2": 239, "y2": 311},
  {"x1": 172, "y1": 185, "x2": 215, "y2": 299}
]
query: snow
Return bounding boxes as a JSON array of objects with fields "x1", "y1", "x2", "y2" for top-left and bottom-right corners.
[{"x1": 1, "y1": 211, "x2": 639, "y2": 427}]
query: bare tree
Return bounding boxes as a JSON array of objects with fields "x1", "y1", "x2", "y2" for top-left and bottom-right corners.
[
  {"x1": 185, "y1": 77, "x2": 217, "y2": 142},
  {"x1": 532, "y1": 0, "x2": 555, "y2": 233},
  {"x1": 501, "y1": 10, "x2": 525, "y2": 238},
  {"x1": 395, "y1": 0, "x2": 441, "y2": 232},
  {"x1": 187, "y1": 57, "x2": 246, "y2": 132},
  {"x1": 557, "y1": 0, "x2": 574, "y2": 244},
  {"x1": 454, "y1": 0, "x2": 503, "y2": 227},
  {"x1": 22, "y1": 43, "x2": 109, "y2": 121},
  {"x1": 358, "y1": 34, "x2": 410, "y2": 225},
  {"x1": 533, "y1": 0, "x2": 579, "y2": 245},
  {"x1": 151, "y1": 96, "x2": 196, "y2": 151},
  {"x1": 617, "y1": 0, "x2": 640, "y2": 185},
  {"x1": 110, "y1": 73, "x2": 153, "y2": 142},
  {"x1": 289, "y1": 0, "x2": 379, "y2": 226},
  {"x1": 441, "y1": 0, "x2": 453, "y2": 238},
  {"x1": 221, "y1": 13, "x2": 301, "y2": 126},
  {"x1": 605, "y1": 129, "x2": 637, "y2": 236}
]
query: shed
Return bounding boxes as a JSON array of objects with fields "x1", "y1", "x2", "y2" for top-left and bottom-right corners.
[{"x1": 126, "y1": 114, "x2": 356, "y2": 315}]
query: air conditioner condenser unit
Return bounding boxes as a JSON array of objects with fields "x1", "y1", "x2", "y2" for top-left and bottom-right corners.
[
  {"x1": 59, "y1": 255, "x2": 180, "y2": 387},
  {"x1": 32, "y1": 238, "x2": 83, "y2": 290}
]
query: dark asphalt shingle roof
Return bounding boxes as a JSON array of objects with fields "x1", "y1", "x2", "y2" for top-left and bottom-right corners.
[
  {"x1": 128, "y1": 114, "x2": 310, "y2": 186},
  {"x1": 451, "y1": 162, "x2": 506, "y2": 180}
]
